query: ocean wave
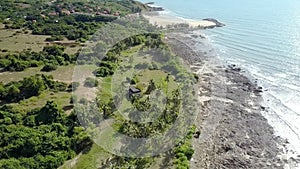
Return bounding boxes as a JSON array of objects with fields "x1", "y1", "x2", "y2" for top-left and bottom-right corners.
[
  {"x1": 218, "y1": 42, "x2": 297, "y2": 69},
  {"x1": 266, "y1": 91, "x2": 300, "y2": 115},
  {"x1": 264, "y1": 106, "x2": 300, "y2": 154},
  {"x1": 247, "y1": 67, "x2": 300, "y2": 90},
  {"x1": 209, "y1": 28, "x2": 299, "y2": 55},
  {"x1": 212, "y1": 35, "x2": 300, "y2": 63}
]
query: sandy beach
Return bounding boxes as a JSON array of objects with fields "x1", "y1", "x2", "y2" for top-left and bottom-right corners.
[{"x1": 142, "y1": 12, "x2": 217, "y2": 28}]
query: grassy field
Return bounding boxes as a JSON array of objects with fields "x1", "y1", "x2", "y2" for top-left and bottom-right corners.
[
  {"x1": 136, "y1": 69, "x2": 178, "y2": 94},
  {"x1": 0, "y1": 25, "x2": 50, "y2": 54},
  {"x1": 0, "y1": 64, "x2": 99, "y2": 84},
  {"x1": 60, "y1": 144, "x2": 111, "y2": 169},
  {"x1": 0, "y1": 64, "x2": 98, "y2": 112},
  {"x1": 0, "y1": 23, "x2": 82, "y2": 55},
  {"x1": 64, "y1": 44, "x2": 82, "y2": 55},
  {"x1": 98, "y1": 76, "x2": 112, "y2": 104},
  {"x1": 7, "y1": 91, "x2": 72, "y2": 113},
  {"x1": 0, "y1": 65, "x2": 75, "y2": 84},
  {"x1": 95, "y1": 44, "x2": 181, "y2": 128}
]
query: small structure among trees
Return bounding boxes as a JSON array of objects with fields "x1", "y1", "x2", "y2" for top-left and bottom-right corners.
[{"x1": 129, "y1": 86, "x2": 141, "y2": 98}]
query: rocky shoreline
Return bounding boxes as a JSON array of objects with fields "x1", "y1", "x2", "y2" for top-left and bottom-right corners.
[
  {"x1": 203, "y1": 18, "x2": 226, "y2": 28},
  {"x1": 142, "y1": 3, "x2": 224, "y2": 29},
  {"x1": 164, "y1": 32, "x2": 300, "y2": 169}
]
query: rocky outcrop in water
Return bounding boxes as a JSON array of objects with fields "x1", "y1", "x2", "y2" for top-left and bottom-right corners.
[
  {"x1": 203, "y1": 18, "x2": 226, "y2": 28},
  {"x1": 144, "y1": 2, "x2": 164, "y2": 11}
]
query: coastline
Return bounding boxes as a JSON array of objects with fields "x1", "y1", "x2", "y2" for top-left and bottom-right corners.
[
  {"x1": 141, "y1": 2, "x2": 300, "y2": 168},
  {"x1": 165, "y1": 32, "x2": 299, "y2": 169},
  {"x1": 142, "y1": 11, "x2": 223, "y2": 29}
]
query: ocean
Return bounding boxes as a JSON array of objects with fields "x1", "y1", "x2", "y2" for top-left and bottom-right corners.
[{"x1": 140, "y1": 0, "x2": 300, "y2": 156}]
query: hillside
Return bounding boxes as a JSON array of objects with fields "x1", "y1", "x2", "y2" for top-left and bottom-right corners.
[{"x1": 0, "y1": 1, "x2": 199, "y2": 169}]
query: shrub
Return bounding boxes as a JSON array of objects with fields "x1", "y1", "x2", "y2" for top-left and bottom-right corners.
[
  {"x1": 0, "y1": 59, "x2": 11, "y2": 68},
  {"x1": 94, "y1": 66, "x2": 113, "y2": 77},
  {"x1": 76, "y1": 38, "x2": 87, "y2": 43},
  {"x1": 134, "y1": 62, "x2": 149, "y2": 70},
  {"x1": 45, "y1": 35, "x2": 64, "y2": 42},
  {"x1": 84, "y1": 77, "x2": 99, "y2": 88},
  {"x1": 193, "y1": 73, "x2": 199, "y2": 81},
  {"x1": 130, "y1": 75, "x2": 139, "y2": 85},
  {"x1": 6, "y1": 60, "x2": 29, "y2": 72},
  {"x1": 94, "y1": 61, "x2": 117, "y2": 77},
  {"x1": 79, "y1": 98, "x2": 88, "y2": 104},
  {"x1": 52, "y1": 82, "x2": 67, "y2": 92},
  {"x1": 41, "y1": 63, "x2": 58, "y2": 72},
  {"x1": 68, "y1": 82, "x2": 80, "y2": 91},
  {"x1": 70, "y1": 95, "x2": 78, "y2": 104},
  {"x1": 29, "y1": 60, "x2": 40, "y2": 67},
  {"x1": 43, "y1": 45, "x2": 65, "y2": 56}
]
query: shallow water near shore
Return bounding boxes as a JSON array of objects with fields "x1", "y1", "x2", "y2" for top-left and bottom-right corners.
[{"x1": 141, "y1": 0, "x2": 300, "y2": 162}]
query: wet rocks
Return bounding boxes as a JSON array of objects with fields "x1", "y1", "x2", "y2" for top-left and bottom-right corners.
[
  {"x1": 165, "y1": 32, "x2": 288, "y2": 169},
  {"x1": 203, "y1": 18, "x2": 226, "y2": 27}
]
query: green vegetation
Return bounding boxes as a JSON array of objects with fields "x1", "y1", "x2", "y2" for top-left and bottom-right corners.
[
  {"x1": 0, "y1": 45, "x2": 76, "y2": 72},
  {"x1": 79, "y1": 32, "x2": 198, "y2": 169},
  {"x1": 84, "y1": 77, "x2": 99, "y2": 88},
  {"x1": 0, "y1": 28, "x2": 50, "y2": 54},
  {"x1": 0, "y1": 101, "x2": 91, "y2": 169},
  {"x1": 173, "y1": 126, "x2": 196, "y2": 169},
  {"x1": 94, "y1": 61, "x2": 117, "y2": 77},
  {"x1": 13, "y1": 91, "x2": 72, "y2": 113},
  {"x1": 69, "y1": 82, "x2": 80, "y2": 91},
  {"x1": 0, "y1": 0, "x2": 150, "y2": 41},
  {"x1": 0, "y1": 74, "x2": 67, "y2": 103},
  {"x1": 41, "y1": 63, "x2": 58, "y2": 72},
  {"x1": 60, "y1": 144, "x2": 110, "y2": 169},
  {"x1": 0, "y1": 1, "x2": 199, "y2": 168}
]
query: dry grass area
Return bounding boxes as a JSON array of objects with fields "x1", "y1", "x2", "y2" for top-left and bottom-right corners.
[
  {"x1": 64, "y1": 44, "x2": 82, "y2": 55},
  {"x1": 0, "y1": 23, "x2": 82, "y2": 55},
  {"x1": 9, "y1": 91, "x2": 72, "y2": 112},
  {"x1": 0, "y1": 26, "x2": 50, "y2": 54},
  {"x1": 0, "y1": 64, "x2": 100, "y2": 84},
  {"x1": 0, "y1": 64, "x2": 98, "y2": 113},
  {"x1": 0, "y1": 65, "x2": 75, "y2": 84}
]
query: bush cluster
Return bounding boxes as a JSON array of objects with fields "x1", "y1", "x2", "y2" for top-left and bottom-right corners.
[
  {"x1": 0, "y1": 45, "x2": 77, "y2": 72},
  {"x1": 0, "y1": 74, "x2": 67, "y2": 103},
  {"x1": 0, "y1": 101, "x2": 91, "y2": 169}
]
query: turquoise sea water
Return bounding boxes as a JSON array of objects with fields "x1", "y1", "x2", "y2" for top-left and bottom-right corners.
[{"x1": 140, "y1": 0, "x2": 300, "y2": 155}]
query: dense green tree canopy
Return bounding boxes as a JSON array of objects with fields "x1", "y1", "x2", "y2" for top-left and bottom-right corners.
[
  {"x1": 0, "y1": 0, "x2": 149, "y2": 41},
  {"x1": 0, "y1": 101, "x2": 91, "y2": 169},
  {"x1": 0, "y1": 74, "x2": 67, "y2": 103}
]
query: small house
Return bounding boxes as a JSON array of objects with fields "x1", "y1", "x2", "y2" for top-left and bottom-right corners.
[{"x1": 129, "y1": 86, "x2": 141, "y2": 98}]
